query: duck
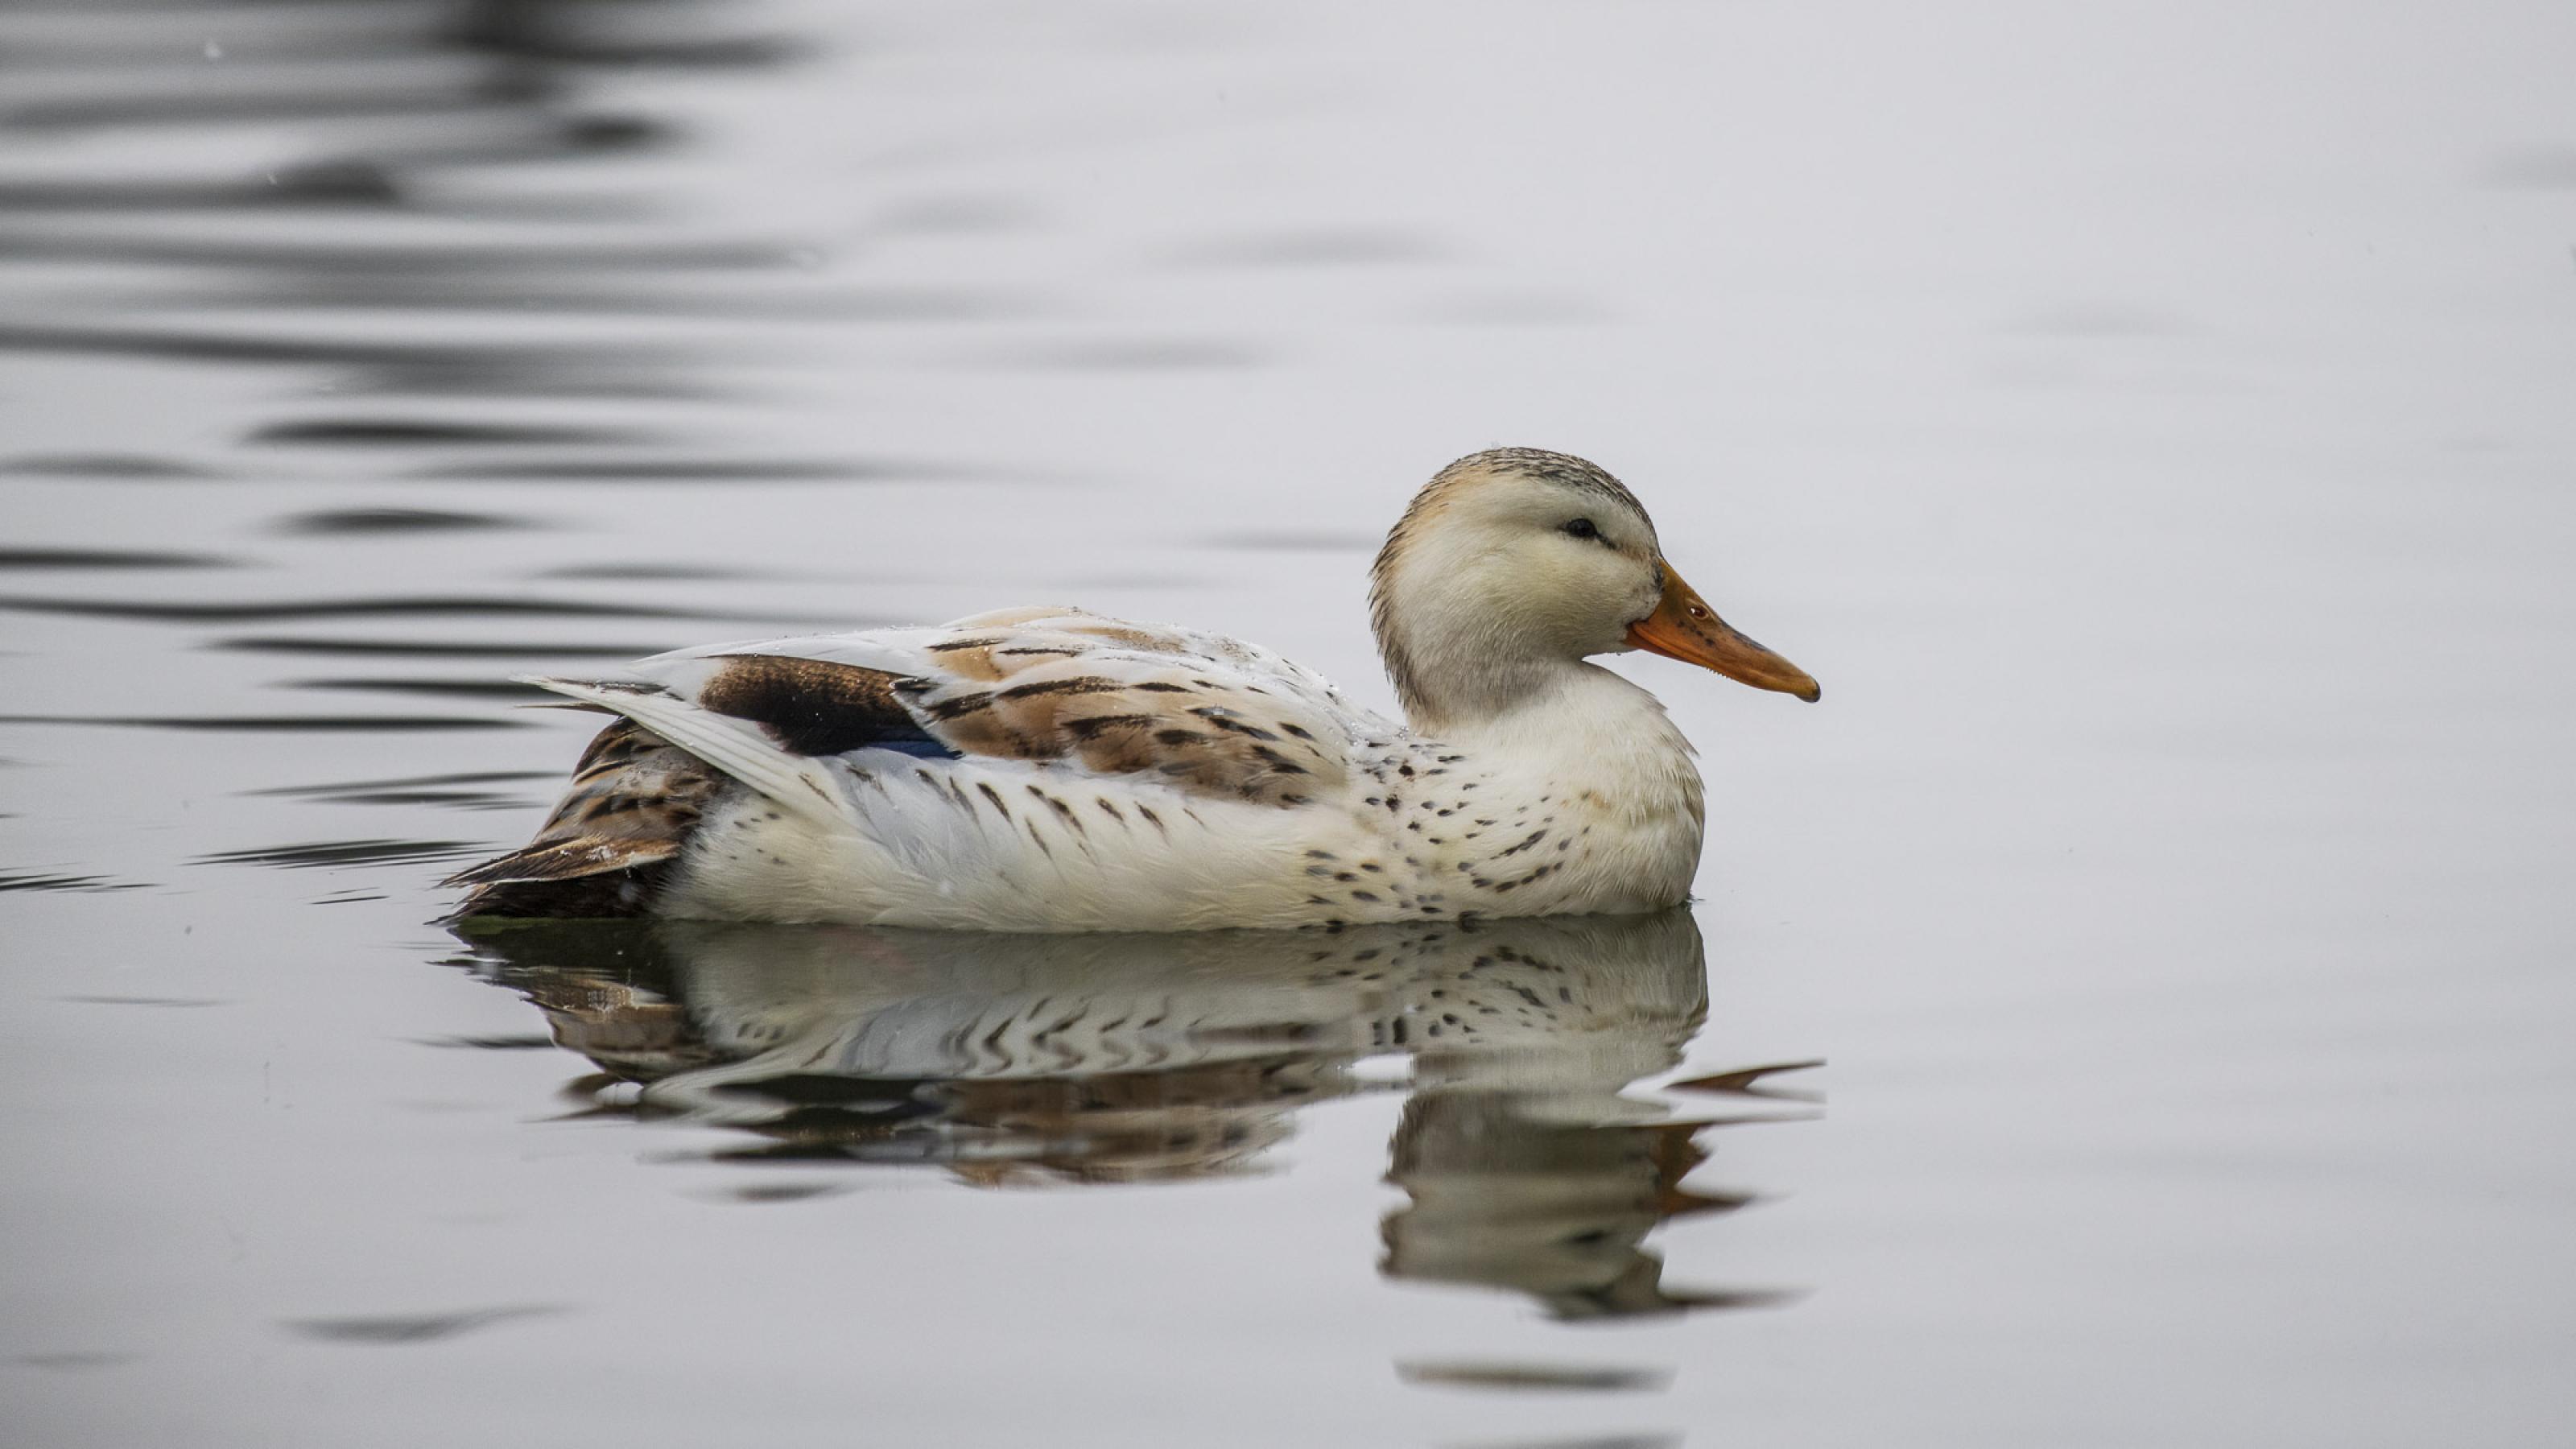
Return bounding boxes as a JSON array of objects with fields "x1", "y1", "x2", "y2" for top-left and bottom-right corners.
[{"x1": 446, "y1": 448, "x2": 1818, "y2": 929}]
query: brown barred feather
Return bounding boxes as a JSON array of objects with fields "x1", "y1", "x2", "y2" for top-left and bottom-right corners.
[
  {"x1": 444, "y1": 718, "x2": 728, "y2": 918},
  {"x1": 669, "y1": 613, "x2": 1352, "y2": 807},
  {"x1": 892, "y1": 646, "x2": 1347, "y2": 807}
]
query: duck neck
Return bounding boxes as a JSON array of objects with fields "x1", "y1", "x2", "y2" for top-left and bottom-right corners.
[
  {"x1": 1371, "y1": 584, "x2": 1704, "y2": 844},
  {"x1": 1410, "y1": 654, "x2": 1706, "y2": 832},
  {"x1": 1373, "y1": 572, "x2": 1586, "y2": 736},
  {"x1": 1383, "y1": 644, "x2": 1567, "y2": 739}
]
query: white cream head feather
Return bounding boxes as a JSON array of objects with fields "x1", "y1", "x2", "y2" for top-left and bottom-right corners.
[{"x1": 1369, "y1": 448, "x2": 1818, "y2": 732}]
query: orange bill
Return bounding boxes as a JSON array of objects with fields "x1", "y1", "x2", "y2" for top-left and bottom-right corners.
[{"x1": 1624, "y1": 564, "x2": 1820, "y2": 702}]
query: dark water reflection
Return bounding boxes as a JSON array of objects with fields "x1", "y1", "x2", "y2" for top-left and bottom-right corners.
[
  {"x1": 457, "y1": 910, "x2": 1808, "y2": 1321},
  {"x1": 0, "y1": 0, "x2": 853, "y2": 490}
]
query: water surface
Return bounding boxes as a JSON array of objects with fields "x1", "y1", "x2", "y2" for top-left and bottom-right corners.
[{"x1": 6, "y1": 2, "x2": 2574, "y2": 1446}]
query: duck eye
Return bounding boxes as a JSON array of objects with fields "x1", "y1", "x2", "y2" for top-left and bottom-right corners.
[{"x1": 1560, "y1": 517, "x2": 1600, "y2": 541}]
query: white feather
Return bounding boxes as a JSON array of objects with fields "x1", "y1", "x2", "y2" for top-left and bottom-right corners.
[{"x1": 515, "y1": 675, "x2": 851, "y2": 830}]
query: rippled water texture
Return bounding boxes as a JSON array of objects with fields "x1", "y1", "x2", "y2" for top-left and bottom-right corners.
[{"x1": 6, "y1": 2, "x2": 2575, "y2": 1446}]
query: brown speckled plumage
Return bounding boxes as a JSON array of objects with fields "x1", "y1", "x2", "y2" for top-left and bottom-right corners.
[{"x1": 444, "y1": 718, "x2": 725, "y2": 917}]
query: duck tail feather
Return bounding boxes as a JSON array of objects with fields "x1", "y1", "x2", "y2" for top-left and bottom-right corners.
[{"x1": 515, "y1": 675, "x2": 850, "y2": 828}]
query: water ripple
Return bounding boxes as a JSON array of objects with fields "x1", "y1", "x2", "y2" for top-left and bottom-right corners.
[
  {"x1": 0, "y1": 870, "x2": 148, "y2": 894},
  {"x1": 211, "y1": 636, "x2": 663, "y2": 659},
  {"x1": 251, "y1": 768, "x2": 551, "y2": 811},
  {"x1": 281, "y1": 1305, "x2": 564, "y2": 1345},
  {"x1": 0, "y1": 547, "x2": 234, "y2": 571},
  {"x1": 271, "y1": 508, "x2": 533, "y2": 536},
  {"x1": 196, "y1": 838, "x2": 486, "y2": 870},
  {"x1": 247, "y1": 419, "x2": 642, "y2": 448},
  {"x1": 0, "y1": 594, "x2": 719, "y2": 623},
  {"x1": 283, "y1": 677, "x2": 555, "y2": 701},
  {"x1": 0, "y1": 713, "x2": 522, "y2": 734}
]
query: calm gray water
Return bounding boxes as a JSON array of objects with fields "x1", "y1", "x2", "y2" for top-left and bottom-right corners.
[{"x1": 6, "y1": 2, "x2": 2574, "y2": 1445}]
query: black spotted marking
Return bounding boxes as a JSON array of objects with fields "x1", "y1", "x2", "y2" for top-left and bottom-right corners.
[
  {"x1": 996, "y1": 645, "x2": 1086, "y2": 657},
  {"x1": 1279, "y1": 722, "x2": 1315, "y2": 741},
  {"x1": 1131, "y1": 681, "x2": 1191, "y2": 693},
  {"x1": 694, "y1": 654, "x2": 956, "y2": 758},
  {"x1": 1064, "y1": 712, "x2": 1154, "y2": 741},
  {"x1": 1026, "y1": 785, "x2": 1087, "y2": 835},
  {"x1": 975, "y1": 782, "x2": 1013, "y2": 820},
  {"x1": 925, "y1": 636, "x2": 1007, "y2": 653},
  {"x1": 925, "y1": 691, "x2": 997, "y2": 721},
  {"x1": 997, "y1": 675, "x2": 1126, "y2": 701},
  {"x1": 1190, "y1": 707, "x2": 1280, "y2": 741}
]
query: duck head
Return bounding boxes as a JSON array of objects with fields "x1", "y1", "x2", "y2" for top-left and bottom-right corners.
[{"x1": 1369, "y1": 448, "x2": 1818, "y2": 731}]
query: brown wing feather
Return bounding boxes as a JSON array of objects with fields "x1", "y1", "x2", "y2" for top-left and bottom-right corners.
[
  {"x1": 667, "y1": 613, "x2": 1359, "y2": 807},
  {"x1": 897, "y1": 638, "x2": 1351, "y2": 807},
  {"x1": 444, "y1": 718, "x2": 729, "y2": 918},
  {"x1": 691, "y1": 654, "x2": 940, "y2": 756}
]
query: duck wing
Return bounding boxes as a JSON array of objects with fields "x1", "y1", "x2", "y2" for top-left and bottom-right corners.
[{"x1": 522, "y1": 606, "x2": 1389, "y2": 826}]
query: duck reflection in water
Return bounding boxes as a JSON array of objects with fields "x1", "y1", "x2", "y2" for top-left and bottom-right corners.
[{"x1": 453, "y1": 908, "x2": 1810, "y2": 1319}]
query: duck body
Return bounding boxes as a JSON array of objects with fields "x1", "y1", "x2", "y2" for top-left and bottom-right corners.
[{"x1": 448, "y1": 449, "x2": 1814, "y2": 929}]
